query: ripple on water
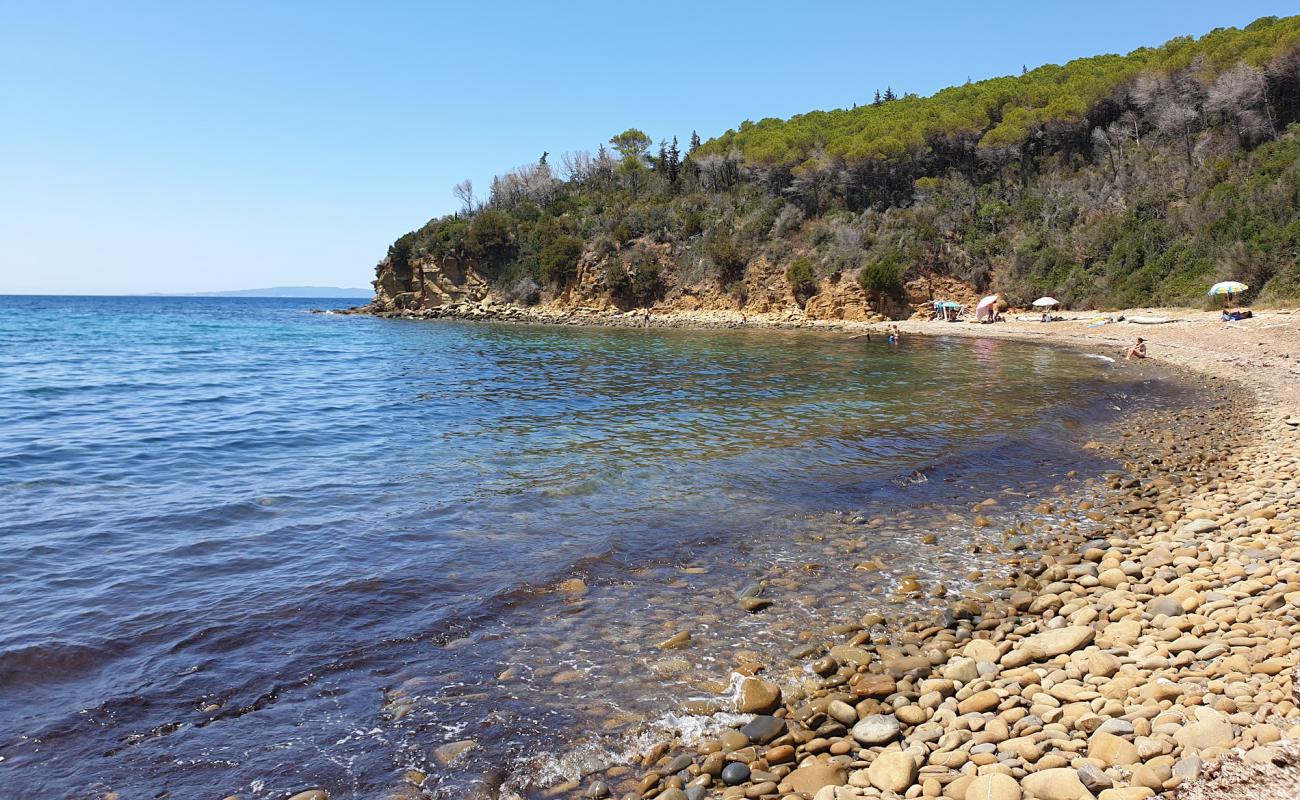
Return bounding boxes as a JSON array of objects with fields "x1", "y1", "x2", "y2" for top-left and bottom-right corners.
[{"x1": 0, "y1": 295, "x2": 1197, "y2": 798}]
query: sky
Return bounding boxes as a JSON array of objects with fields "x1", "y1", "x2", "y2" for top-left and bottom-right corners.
[{"x1": 1, "y1": 1, "x2": 1295, "y2": 295}]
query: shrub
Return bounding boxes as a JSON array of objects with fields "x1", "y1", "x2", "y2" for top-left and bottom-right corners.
[
  {"x1": 859, "y1": 248, "x2": 909, "y2": 296},
  {"x1": 680, "y1": 210, "x2": 705, "y2": 239},
  {"x1": 786, "y1": 257, "x2": 818, "y2": 297},
  {"x1": 539, "y1": 235, "x2": 584, "y2": 286},
  {"x1": 770, "y1": 204, "x2": 805, "y2": 237},
  {"x1": 707, "y1": 233, "x2": 750, "y2": 284},
  {"x1": 466, "y1": 209, "x2": 514, "y2": 273},
  {"x1": 387, "y1": 231, "x2": 417, "y2": 279},
  {"x1": 606, "y1": 252, "x2": 664, "y2": 308}
]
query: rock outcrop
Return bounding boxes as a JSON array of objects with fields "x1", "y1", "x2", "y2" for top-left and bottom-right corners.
[
  {"x1": 366, "y1": 239, "x2": 971, "y2": 321},
  {"x1": 371, "y1": 255, "x2": 491, "y2": 312}
]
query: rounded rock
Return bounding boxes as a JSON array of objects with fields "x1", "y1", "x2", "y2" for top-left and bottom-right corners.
[
  {"x1": 851, "y1": 714, "x2": 901, "y2": 745},
  {"x1": 867, "y1": 751, "x2": 917, "y2": 794},
  {"x1": 721, "y1": 763, "x2": 751, "y2": 786},
  {"x1": 1020, "y1": 768, "x2": 1091, "y2": 800},
  {"x1": 964, "y1": 773, "x2": 1021, "y2": 800},
  {"x1": 737, "y1": 678, "x2": 782, "y2": 714}
]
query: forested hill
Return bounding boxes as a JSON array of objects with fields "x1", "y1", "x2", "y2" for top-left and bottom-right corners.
[{"x1": 372, "y1": 16, "x2": 1300, "y2": 316}]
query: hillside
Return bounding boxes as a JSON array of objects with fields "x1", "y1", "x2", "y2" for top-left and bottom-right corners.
[{"x1": 369, "y1": 15, "x2": 1300, "y2": 319}]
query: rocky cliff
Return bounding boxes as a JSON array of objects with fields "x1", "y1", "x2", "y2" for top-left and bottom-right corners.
[
  {"x1": 372, "y1": 253, "x2": 491, "y2": 311},
  {"x1": 369, "y1": 242, "x2": 981, "y2": 322}
]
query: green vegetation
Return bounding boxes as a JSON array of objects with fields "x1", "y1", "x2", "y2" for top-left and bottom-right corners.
[
  {"x1": 858, "y1": 249, "x2": 909, "y2": 297},
  {"x1": 786, "y1": 257, "x2": 817, "y2": 298},
  {"x1": 606, "y1": 251, "x2": 663, "y2": 308},
  {"x1": 377, "y1": 16, "x2": 1300, "y2": 311},
  {"x1": 539, "y1": 234, "x2": 584, "y2": 286}
]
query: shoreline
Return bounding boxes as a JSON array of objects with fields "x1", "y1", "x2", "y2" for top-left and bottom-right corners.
[
  {"x1": 350, "y1": 302, "x2": 1300, "y2": 413},
  {"x1": 472, "y1": 306, "x2": 1295, "y2": 800},
  {"x1": 349, "y1": 301, "x2": 1300, "y2": 799}
]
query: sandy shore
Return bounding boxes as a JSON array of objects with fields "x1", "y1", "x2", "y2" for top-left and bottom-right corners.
[
  {"x1": 888, "y1": 309, "x2": 1300, "y2": 420},
  {"x1": 360, "y1": 302, "x2": 1300, "y2": 800}
]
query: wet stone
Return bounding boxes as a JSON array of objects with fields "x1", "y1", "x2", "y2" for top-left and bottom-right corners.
[
  {"x1": 721, "y1": 763, "x2": 751, "y2": 786},
  {"x1": 740, "y1": 716, "x2": 785, "y2": 744},
  {"x1": 433, "y1": 739, "x2": 477, "y2": 766},
  {"x1": 737, "y1": 678, "x2": 782, "y2": 714}
]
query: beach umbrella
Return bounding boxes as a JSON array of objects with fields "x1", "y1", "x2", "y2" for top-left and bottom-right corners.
[
  {"x1": 1208, "y1": 281, "x2": 1247, "y2": 296},
  {"x1": 1031, "y1": 297, "x2": 1059, "y2": 308},
  {"x1": 976, "y1": 294, "x2": 999, "y2": 320}
]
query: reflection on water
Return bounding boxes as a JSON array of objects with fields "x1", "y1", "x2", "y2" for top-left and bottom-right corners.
[{"x1": 0, "y1": 296, "x2": 1179, "y2": 798}]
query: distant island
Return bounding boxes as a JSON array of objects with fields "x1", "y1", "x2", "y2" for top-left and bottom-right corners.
[{"x1": 173, "y1": 286, "x2": 372, "y2": 298}]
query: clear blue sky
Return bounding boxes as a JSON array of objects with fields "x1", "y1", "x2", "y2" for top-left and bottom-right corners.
[{"x1": 1, "y1": 1, "x2": 1293, "y2": 294}]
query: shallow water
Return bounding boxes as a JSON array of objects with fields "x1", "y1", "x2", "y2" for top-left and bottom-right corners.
[{"x1": 0, "y1": 296, "x2": 1182, "y2": 798}]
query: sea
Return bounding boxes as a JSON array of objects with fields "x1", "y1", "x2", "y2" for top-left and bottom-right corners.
[{"x1": 0, "y1": 295, "x2": 1184, "y2": 798}]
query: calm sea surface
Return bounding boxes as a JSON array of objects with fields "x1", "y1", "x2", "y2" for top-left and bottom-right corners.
[{"x1": 0, "y1": 296, "x2": 1181, "y2": 798}]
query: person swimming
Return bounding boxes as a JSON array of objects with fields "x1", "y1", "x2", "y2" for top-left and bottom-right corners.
[{"x1": 886, "y1": 324, "x2": 901, "y2": 343}]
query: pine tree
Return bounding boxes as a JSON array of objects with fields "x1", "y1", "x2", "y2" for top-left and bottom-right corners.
[
  {"x1": 883, "y1": 86, "x2": 896, "y2": 102},
  {"x1": 539, "y1": 151, "x2": 549, "y2": 165},
  {"x1": 656, "y1": 140, "x2": 668, "y2": 171},
  {"x1": 689, "y1": 130, "x2": 701, "y2": 153},
  {"x1": 667, "y1": 137, "x2": 681, "y2": 184},
  {"x1": 873, "y1": 89, "x2": 882, "y2": 105}
]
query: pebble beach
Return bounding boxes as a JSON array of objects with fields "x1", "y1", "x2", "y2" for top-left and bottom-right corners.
[
  {"x1": 310, "y1": 304, "x2": 1300, "y2": 800},
  {"x1": 495, "y1": 308, "x2": 1288, "y2": 800},
  {"x1": 576, "y1": 310, "x2": 1300, "y2": 800}
]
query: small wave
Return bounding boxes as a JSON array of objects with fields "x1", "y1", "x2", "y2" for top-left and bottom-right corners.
[
  {"x1": 500, "y1": 710, "x2": 753, "y2": 800},
  {"x1": 1082, "y1": 353, "x2": 1116, "y2": 363},
  {"x1": 891, "y1": 467, "x2": 931, "y2": 487},
  {"x1": 0, "y1": 640, "x2": 116, "y2": 688}
]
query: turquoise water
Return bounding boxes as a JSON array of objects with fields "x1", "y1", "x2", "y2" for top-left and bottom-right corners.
[{"x1": 0, "y1": 296, "x2": 1172, "y2": 798}]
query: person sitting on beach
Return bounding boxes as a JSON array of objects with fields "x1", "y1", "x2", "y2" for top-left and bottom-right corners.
[{"x1": 1126, "y1": 337, "x2": 1147, "y2": 360}]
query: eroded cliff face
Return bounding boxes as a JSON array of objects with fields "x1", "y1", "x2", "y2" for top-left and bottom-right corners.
[
  {"x1": 371, "y1": 255, "x2": 492, "y2": 311},
  {"x1": 368, "y1": 241, "x2": 981, "y2": 321}
]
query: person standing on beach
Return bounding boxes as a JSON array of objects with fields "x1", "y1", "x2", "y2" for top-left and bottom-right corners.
[{"x1": 1126, "y1": 337, "x2": 1147, "y2": 360}]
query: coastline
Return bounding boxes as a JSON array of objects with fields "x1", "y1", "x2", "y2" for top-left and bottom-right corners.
[
  {"x1": 352, "y1": 301, "x2": 1300, "y2": 799},
  {"x1": 352, "y1": 302, "x2": 1300, "y2": 414}
]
